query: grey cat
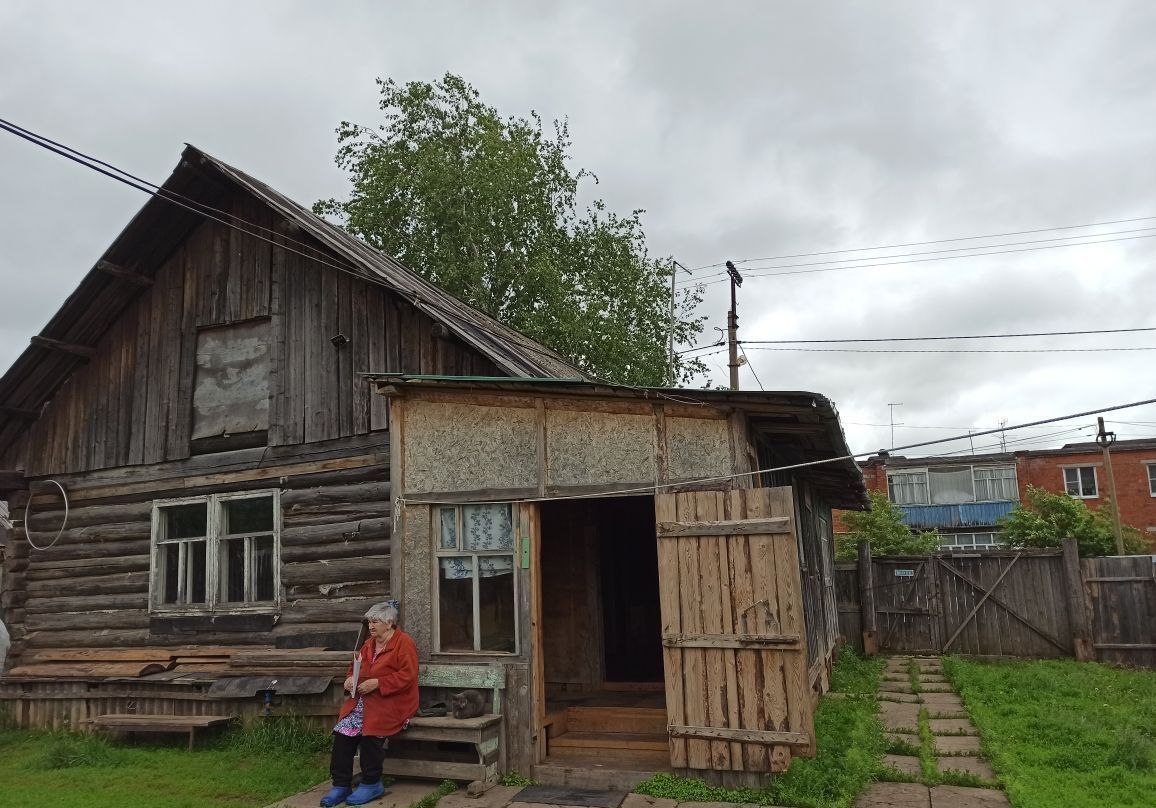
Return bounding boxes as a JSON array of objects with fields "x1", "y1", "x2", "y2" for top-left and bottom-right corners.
[{"x1": 450, "y1": 689, "x2": 485, "y2": 719}]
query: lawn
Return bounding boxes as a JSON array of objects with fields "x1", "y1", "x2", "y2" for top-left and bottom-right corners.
[
  {"x1": 0, "y1": 717, "x2": 330, "y2": 808},
  {"x1": 635, "y1": 648, "x2": 888, "y2": 808},
  {"x1": 944, "y1": 657, "x2": 1156, "y2": 808}
]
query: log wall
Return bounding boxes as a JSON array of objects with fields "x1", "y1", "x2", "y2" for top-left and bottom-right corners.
[{"x1": 1, "y1": 434, "x2": 392, "y2": 662}]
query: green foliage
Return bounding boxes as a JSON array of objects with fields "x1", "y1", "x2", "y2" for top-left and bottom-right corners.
[
  {"x1": 835, "y1": 491, "x2": 939, "y2": 560},
  {"x1": 410, "y1": 779, "x2": 459, "y2": 808},
  {"x1": 36, "y1": 731, "x2": 125, "y2": 770},
  {"x1": 943, "y1": 656, "x2": 1156, "y2": 807},
  {"x1": 315, "y1": 73, "x2": 707, "y2": 386},
  {"x1": 0, "y1": 728, "x2": 327, "y2": 807},
  {"x1": 498, "y1": 771, "x2": 535, "y2": 787},
  {"x1": 221, "y1": 714, "x2": 330, "y2": 757},
  {"x1": 998, "y1": 486, "x2": 1149, "y2": 556},
  {"x1": 634, "y1": 647, "x2": 886, "y2": 807}
]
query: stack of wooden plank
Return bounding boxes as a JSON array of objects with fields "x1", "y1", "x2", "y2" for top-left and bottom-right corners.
[
  {"x1": 226, "y1": 649, "x2": 351, "y2": 678},
  {"x1": 6, "y1": 647, "x2": 272, "y2": 679}
]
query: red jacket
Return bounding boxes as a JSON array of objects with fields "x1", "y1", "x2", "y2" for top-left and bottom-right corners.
[{"x1": 338, "y1": 629, "x2": 419, "y2": 737}]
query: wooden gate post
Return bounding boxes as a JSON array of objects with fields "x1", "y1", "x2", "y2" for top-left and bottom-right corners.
[
  {"x1": 1061, "y1": 538, "x2": 1095, "y2": 662},
  {"x1": 857, "y1": 541, "x2": 878, "y2": 656}
]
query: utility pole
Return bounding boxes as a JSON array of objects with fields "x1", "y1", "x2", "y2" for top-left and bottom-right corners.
[
  {"x1": 666, "y1": 260, "x2": 688, "y2": 385},
  {"x1": 725, "y1": 260, "x2": 743, "y2": 390},
  {"x1": 1096, "y1": 416, "x2": 1126, "y2": 555},
  {"x1": 999, "y1": 418, "x2": 1008, "y2": 452},
  {"x1": 887, "y1": 402, "x2": 903, "y2": 448},
  {"x1": 967, "y1": 429, "x2": 975, "y2": 455}
]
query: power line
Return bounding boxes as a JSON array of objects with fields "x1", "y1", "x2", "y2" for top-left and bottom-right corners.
[
  {"x1": 740, "y1": 345, "x2": 1156, "y2": 354},
  {"x1": 686, "y1": 213, "x2": 1156, "y2": 273},
  {"x1": 680, "y1": 231, "x2": 1156, "y2": 287},
  {"x1": 738, "y1": 344, "x2": 764, "y2": 391},
  {"x1": 741, "y1": 326, "x2": 1156, "y2": 345},
  {"x1": 0, "y1": 117, "x2": 591, "y2": 376}
]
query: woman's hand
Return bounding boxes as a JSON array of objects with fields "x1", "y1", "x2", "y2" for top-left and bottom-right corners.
[
  {"x1": 344, "y1": 676, "x2": 355, "y2": 693},
  {"x1": 356, "y1": 678, "x2": 379, "y2": 695}
]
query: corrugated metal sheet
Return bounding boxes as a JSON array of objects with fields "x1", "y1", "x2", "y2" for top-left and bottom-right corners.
[{"x1": 898, "y1": 500, "x2": 1016, "y2": 529}]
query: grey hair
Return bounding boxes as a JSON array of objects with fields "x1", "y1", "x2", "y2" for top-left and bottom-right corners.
[{"x1": 364, "y1": 602, "x2": 399, "y2": 626}]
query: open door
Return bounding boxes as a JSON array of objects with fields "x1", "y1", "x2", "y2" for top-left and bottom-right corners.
[{"x1": 655, "y1": 487, "x2": 813, "y2": 774}]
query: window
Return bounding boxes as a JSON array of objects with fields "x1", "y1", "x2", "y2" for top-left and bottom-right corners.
[
  {"x1": 192, "y1": 320, "x2": 270, "y2": 446},
  {"x1": 939, "y1": 532, "x2": 1000, "y2": 551},
  {"x1": 1064, "y1": 467, "x2": 1098, "y2": 498},
  {"x1": 1148, "y1": 464, "x2": 1156, "y2": 497},
  {"x1": 973, "y1": 466, "x2": 1019, "y2": 501},
  {"x1": 151, "y1": 491, "x2": 279, "y2": 613},
  {"x1": 889, "y1": 471, "x2": 930, "y2": 505},
  {"x1": 435, "y1": 503, "x2": 518, "y2": 654},
  {"x1": 928, "y1": 467, "x2": 975, "y2": 505}
]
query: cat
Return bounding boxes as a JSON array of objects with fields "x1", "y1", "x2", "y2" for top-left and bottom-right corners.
[{"x1": 450, "y1": 689, "x2": 486, "y2": 719}]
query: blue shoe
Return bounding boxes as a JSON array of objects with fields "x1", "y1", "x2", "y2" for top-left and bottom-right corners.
[
  {"x1": 346, "y1": 780, "x2": 386, "y2": 805},
  {"x1": 320, "y1": 785, "x2": 352, "y2": 807}
]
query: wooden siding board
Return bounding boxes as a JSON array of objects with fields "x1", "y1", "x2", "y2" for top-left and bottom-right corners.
[{"x1": 267, "y1": 232, "x2": 287, "y2": 446}]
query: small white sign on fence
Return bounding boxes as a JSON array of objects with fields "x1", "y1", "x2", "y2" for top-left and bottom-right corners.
[{"x1": 894, "y1": 568, "x2": 915, "y2": 577}]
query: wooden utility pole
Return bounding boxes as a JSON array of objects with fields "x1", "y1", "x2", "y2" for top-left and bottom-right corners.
[
  {"x1": 725, "y1": 260, "x2": 743, "y2": 390},
  {"x1": 1096, "y1": 417, "x2": 1125, "y2": 555},
  {"x1": 666, "y1": 260, "x2": 687, "y2": 385}
]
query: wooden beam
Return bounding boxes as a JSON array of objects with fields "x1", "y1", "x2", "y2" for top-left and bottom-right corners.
[
  {"x1": 0, "y1": 404, "x2": 40, "y2": 419},
  {"x1": 656, "y1": 516, "x2": 792, "y2": 537},
  {"x1": 669, "y1": 725, "x2": 810, "y2": 746},
  {"x1": 96, "y1": 260, "x2": 154, "y2": 287},
  {"x1": 663, "y1": 633, "x2": 801, "y2": 649},
  {"x1": 0, "y1": 470, "x2": 28, "y2": 490},
  {"x1": 30, "y1": 335, "x2": 96, "y2": 358}
]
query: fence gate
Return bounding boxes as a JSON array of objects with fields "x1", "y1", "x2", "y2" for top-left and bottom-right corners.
[
  {"x1": 872, "y1": 558, "x2": 941, "y2": 653},
  {"x1": 655, "y1": 487, "x2": 813, "y2": 775}
]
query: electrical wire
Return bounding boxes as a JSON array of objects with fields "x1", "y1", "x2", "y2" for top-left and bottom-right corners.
[
  {"x1": 738, "y1": 344, "x2": 764, "y2": 391},
  {"x1": 741, "y1": 326, "x2": 1156, "y2": 345},
  {"x1": 740, "y1": 345, "x2": 1156, "y2": 354},
  {"x1": 680, "y1": 231, "x2": 1156, "y2": 287},
  {"x1": 685, "y1": 213, "x2": 1156, "y2": 273}
]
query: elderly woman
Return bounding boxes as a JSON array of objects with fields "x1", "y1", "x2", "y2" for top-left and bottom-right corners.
[{"x1": 320, "y1": 602, "x2": 419, "y2": 808}]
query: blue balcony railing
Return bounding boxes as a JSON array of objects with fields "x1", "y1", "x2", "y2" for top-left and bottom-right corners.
[{"x1": 897, "y1": 500, "x2": 1016, "y2": 530}]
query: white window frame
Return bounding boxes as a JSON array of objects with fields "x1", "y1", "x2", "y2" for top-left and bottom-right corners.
[
  {"x1": 1147, "y1": 463, "x2": 1156, "y2": 497},
  {"x1": 972, "y1": 465, "x2": 1019, "y2": 502},
  {"x1": 1063, "y1": 466, "x2": 1098, "y2": 499},
  {"x1": 149, "y1": 490, "x2": 281, "y2": 615},
  {"x1": 938, "y1": 532, "x2": 1000, "y2": 551},
  {"x1": 888, "y1": 464, "x2": 1019, "y2": 505},
  {"x1": 888, "y1": 469, "x2": 930, "y2": 505},
  {"x1": 433, "y1": 503, "x2": 520, "y2": 656}
]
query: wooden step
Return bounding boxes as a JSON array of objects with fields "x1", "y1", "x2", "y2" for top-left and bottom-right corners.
[
  {"x1": 534, "y1": 748, "x2": 670, "y2": 790},
  {"x1": 550, "y1": 731, "x2": 668, "y2": 752},
  {"x1": 564, "y1": 706, "x2": 667, "y2": 735}
]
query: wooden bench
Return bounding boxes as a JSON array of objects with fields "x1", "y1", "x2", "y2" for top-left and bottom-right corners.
[
  {"x1": 93, "y1": 714, "x2": 234, "y2": 751},
  {"x1": 382, "y1": 664, "x2": 505, "y2": 789}
]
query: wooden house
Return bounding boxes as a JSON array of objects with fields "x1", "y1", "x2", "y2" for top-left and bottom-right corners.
[{"x1": 0, "y1": 145, "x2": 867, "y2": 788}]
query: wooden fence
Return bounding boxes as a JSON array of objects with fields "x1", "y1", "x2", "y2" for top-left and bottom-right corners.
[{"x1": 836, "y1": 539, "x2": 1156, "y2": 667}]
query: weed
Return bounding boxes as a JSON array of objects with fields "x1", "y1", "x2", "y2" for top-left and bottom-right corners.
[
  {"x1": 34, "y1": 731, "x2": 125, "y2": 770},
  {"x1": 409, "y1": 779, "x2": 458, "y2": 808},
  {"x1": 878, "y1": 765, "x2": 919, "y2": 784},
  {"x1": 884, "y1": 736, "x2": 921, "y2": 757},
  {"x1": 498, "y1": 771, "x2": 535, "y2": 787},
  {"x1": 937, "y1": 769, "x2": 991, "y2": 788},
  {"x1": 223, "y1": 714, "x2": 330, "y2": 757},
  {"x1": 634, "y1": 773, "x2": 765, "y2": 805}
]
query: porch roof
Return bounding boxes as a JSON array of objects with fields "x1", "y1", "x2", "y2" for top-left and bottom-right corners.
[{"x1": 366, "y1": 374, "x2": 869, "y2": 510}]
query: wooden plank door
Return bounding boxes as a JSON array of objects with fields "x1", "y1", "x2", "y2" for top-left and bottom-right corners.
[{"x1": 655, "y1": 487, "x2": 813, "y2": 775}]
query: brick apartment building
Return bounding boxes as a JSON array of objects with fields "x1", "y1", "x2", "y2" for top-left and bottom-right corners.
[{"x1": 841, "y1": 438, "x2": 1156, "y2": 551}]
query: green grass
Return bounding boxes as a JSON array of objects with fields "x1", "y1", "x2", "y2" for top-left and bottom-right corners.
[
  {"x1": 0, "y1": 720, "x2": 329, "y2": 808},
  {"x1": 409, "y1": 779, "x2": 458, "y2": 808},
  {"x1": 635, "y1": 647, "x2": 887, "y2": 808},
  {"x1": 943, "y1": 657, "x2": 1156, "y2": 808}
]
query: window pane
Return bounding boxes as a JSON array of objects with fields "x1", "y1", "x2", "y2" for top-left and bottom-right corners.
[
  {"x1": 1149, "y1": 465, "x2": 1156, "y2": 495},
  {"x1": 1064, "y1": 468, "x2": 1079, "y2": 495},
  {"x1": 1080, "y1": 468, "x2": 1097, "y2": 497},
  {"x1": 187, "y1": 540, "x2": 207, "y2": 604},
  {"x1": 439, "y1": 508, "x2": 458, "y2": 550},
  {"x1": 463, "y1": 504, "x2": 515, "y2": 551},
  {"x1": 478, "y1": 560, "x2": 515, "y2": 652},
  {"x1": 163, "y1": 503, "x2": 207, "y2": 539},
  {"x1": 224, "y1": 496, "x2": 274, "y2": 535},
  {"x1": 439, "y1": 556, "x2": 475, "y2": 651},
  {"x1": 929, "y1": 467, "x2": 975, "y2": 505},
  {"x1": 888, "y1": 472, "x2": 928, "y2": 505},
  {"x1": 221, "y1": 538, "x2": 246, "y2": 602},
  {"x1": 253, "y1": 536, "x2": 275, "y2": 601},
  {"x1": 161, "y1": 543, "x2": 180, "y2": 604}
]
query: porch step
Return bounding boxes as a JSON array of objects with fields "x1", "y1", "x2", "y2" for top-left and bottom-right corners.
[
  {"x1": 533, "y1": 749, "x2": 670, "y2": 790},
  {"x1": 550, "y1": 731, "x2": 668, "y2": 752},
  {"x1": 563, "y1": 706, "x2": 667, "y2": 735}
]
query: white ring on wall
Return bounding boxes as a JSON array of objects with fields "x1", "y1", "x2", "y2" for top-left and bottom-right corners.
[{"x1": 23, "y1": 479, "x2": 69, "y2": 552}]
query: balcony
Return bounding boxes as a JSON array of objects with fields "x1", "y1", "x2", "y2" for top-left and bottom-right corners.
[{"x1": 896, "y1": 500, "x2": 1016, "y2": 530}]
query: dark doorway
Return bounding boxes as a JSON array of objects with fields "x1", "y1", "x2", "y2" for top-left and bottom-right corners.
[{"x1": 597, "y1": 497, "x2": 663, "y2": 682}]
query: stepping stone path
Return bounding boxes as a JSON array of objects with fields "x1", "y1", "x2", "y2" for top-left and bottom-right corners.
[{"x1": 856, "y1": 656, "x2": 1011, "y2": 808}]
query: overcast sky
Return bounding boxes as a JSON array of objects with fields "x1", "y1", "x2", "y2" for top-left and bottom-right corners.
[{"x1": 2, "y1": 1, "x2": 1155, "y2": 459}]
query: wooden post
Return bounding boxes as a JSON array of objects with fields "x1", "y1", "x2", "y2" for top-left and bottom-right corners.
[
  {"x1": 857, "y1": 541, "x2": 878, "y2": 655},
  {"x1": 1061, "y1": 538, "x2": 1095, "y2": 662}
]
